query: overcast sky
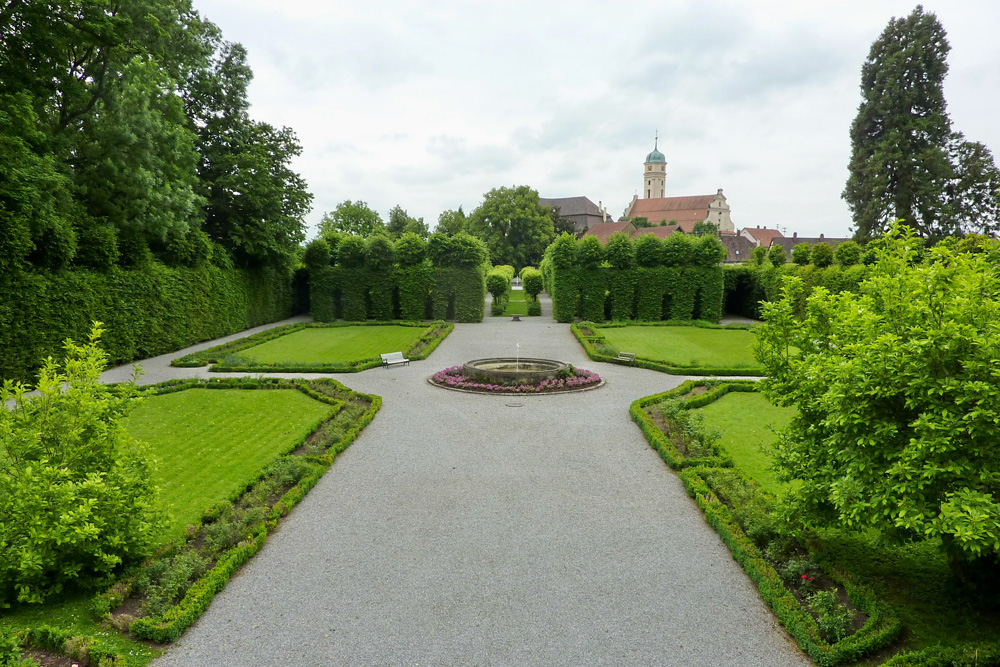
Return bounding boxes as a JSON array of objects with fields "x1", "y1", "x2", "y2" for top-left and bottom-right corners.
[{"x1": 193, "y1": 0, "x2": 1000, "y2": 240}]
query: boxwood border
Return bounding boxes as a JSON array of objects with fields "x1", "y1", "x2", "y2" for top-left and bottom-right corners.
[
  {"x1": 572, "y1": 320, "x2": 765, "y2": 376},
  {"x1": 632, "y1": 380, "x2": 902, "y2": 665},
  {"x1": 172, "y1": 320, "x2": 452, "y2": 373}
]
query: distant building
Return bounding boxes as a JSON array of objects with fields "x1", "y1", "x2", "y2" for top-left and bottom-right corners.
[
  {"x1": 620, "y1": 136, "x2": 735, "y2": 233},
  {"x1": 740, "y1": 226, "x2": 784, "y2": 247},
  {"x1": 720, "y1": 235, "x2": 756, "y2": 263},
  {"x1": 631, "y1": 225, "x2": 682, "y2": 240},
  {"x1": 582, "y1": 220, "x2": 636, "y2": 244},
  {"x1": 539, "y1": 196, "x2": 608, "y2": 236},
  {"x1": 769, "y1": 232, "x2": 852, "y2": 253}
]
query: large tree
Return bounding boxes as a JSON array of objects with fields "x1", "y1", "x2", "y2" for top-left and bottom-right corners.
[
  {"x1": 319, "y1": 200, "x2": 384, "y2": 237},
  {"x1": 756, "y1": 226, "x2": 1000, "y2": 585},
  {"x1": 467, "y1": 185, "x2": 554, "y2": 269},
  {"x1": 386, "y1": 204, "x2": 428, "y2": 238},
  {"x1": 843, "y1": 6, "x2": 1000, "y2": 241},
  {"x1": 435, "y1": 207, "x2": 467, "y2": 236}
]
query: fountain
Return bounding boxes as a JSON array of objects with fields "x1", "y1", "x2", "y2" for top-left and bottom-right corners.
[{"x1": 462, "y1": 357, "x2": 568, "y2": 386}]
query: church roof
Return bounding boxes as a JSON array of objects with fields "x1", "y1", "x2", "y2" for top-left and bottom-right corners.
[
  {"x1": 645, "y1": 136, "x2": 666, "y2": 163},
  {"x1": 627, "y1": 195, "x2": 717, "y2": 233}
]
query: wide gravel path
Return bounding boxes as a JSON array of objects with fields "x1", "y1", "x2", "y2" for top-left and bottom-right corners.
[{"x1": 125, "y1": 298, "x2": 810, "y2": 666}]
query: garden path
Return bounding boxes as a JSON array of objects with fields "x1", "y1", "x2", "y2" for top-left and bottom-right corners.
[{"x1": 117, "y1": 299, "x2": 810, "y2": 666}]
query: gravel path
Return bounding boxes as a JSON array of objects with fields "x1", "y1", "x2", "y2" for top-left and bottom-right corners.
[{"x1": 131, "y1": 299, "x2": 809, "y2": 666}]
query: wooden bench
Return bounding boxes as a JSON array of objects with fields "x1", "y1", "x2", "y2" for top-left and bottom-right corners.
[
  {"x1": 615, "y1": 352, "x2": 636, "y2": 366},
  {"x1": 380, "y1": 352, "x2": 409, "y2": 368}
]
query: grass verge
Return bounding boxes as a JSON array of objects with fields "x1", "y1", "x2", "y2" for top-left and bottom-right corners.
[
  {"x1": 573, "y1": 320, "x2": 765, "y2": 375},
  {"x1": 172, "y1": 320, "x2": 452, "y2": 372}
]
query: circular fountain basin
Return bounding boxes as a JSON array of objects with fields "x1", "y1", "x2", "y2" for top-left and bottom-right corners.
[{"x1": 462, "y1": 357, "x2": 568, "y2": 386}]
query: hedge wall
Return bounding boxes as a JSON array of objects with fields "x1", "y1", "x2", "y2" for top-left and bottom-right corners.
[
  {"x1": 723, "y1": 263, "x2": 869, "y2": 319},
  {"x1": 0, "y1": 264, "x2": 293, "y2": 384},
  {"x1": 543, "y1": 233, "x2": 726, "y2": 323}
]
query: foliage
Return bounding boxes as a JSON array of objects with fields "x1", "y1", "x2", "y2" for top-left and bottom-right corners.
[
  {"x1": 302, "y1": 238, "x2": 331, "y2": 271},
  {"x1": 0, "y1": 325, "x2": 159, "y2": 605},
  {"x1": 756, "y1": 226, "x2": 1000, "y2": 582},
  {"x1": 0, "y1": 263, "x2": 293, "y2": 384},
  {"x1": 386, "y1": 205, "x2": 427, "y2": 238},
  {"x1": 577, "y1": 235, "x2": 605, "y2": 267},
  {"x1": 768, "y1": 245, "x2": 786, "y2": 266},
  {"x1": 319, "y1": 200, "x2": 384, "y2": 237},
  {"x1": 692, "y1": 220, "x2": 719, "y2": 237},
  {"x1": 521, "y1": 267, "x2": 544, "y2": 299},
  {"x1": 789, "y1": 243, "x2": 808, "y2": 266},
  {"x1": 605, "y1": 232, "x2": 635, "y2": 269},
  {"x1": 834, "y1": 240, "x2": 862, "y2": 267},
  {"x1": 808, "y1": 590, "x2": 855, "y2": 643},
  {"x1": 633, "y1": 234, "x2": 662, "y2": 267},
  {"x1": 843, "y1": 6, "x2": 1000, "y2": 240},
  {"x1": 630, "y1": 216, "x2": 651, "y2": 228},
  {"x1": 394, "y1": 232, "x2": 427, "y2": 266},
  {"x1": 466, "y1": 185, "x2": 554, "y2": 269},
  {"x1": 751, "y1": 245, "x2": 769, "y2": 266},
  {"x1": 487, "y1": 266, "x2": 513, "y2": 316},
  {"x1": 810, "y1": 242, "x2": 834, "y2": 267},
  {"x1": 435, "y1": 207, "x2": 467, "y2": 236}
]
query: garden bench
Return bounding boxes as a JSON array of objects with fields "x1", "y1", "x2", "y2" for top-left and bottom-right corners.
[
  {"x1": 615, "y1": 352, "x2": 636, "y2": 366},
  {"x1": 380, "y1": 352, "x2": 409, "y2": 368}
]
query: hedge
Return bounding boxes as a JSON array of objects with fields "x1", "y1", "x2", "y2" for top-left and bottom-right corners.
[
  {"x1": 723, "y1": 263, "x2": 868, "y2": 319},
  {"x1": 0, "y1": 263, "x2": 293, "y2": 384}
]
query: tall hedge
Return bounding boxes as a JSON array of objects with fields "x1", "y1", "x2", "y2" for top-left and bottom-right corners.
[
  {"x1": 0, "y1": 264, "x2": 293, "y2": 383},
  {"x1": 308, "y1": 232, "x2": 488, "y2": 323},
  {"x1": 722, "y1": 263, "x2": 869, "y2": 319},
  {"x1": 544, "y1": 234, "x2": 726, "y2": 323}
]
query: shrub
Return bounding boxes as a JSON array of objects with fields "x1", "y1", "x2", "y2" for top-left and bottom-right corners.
[
  {"x1": 605, "y1": 232, "x2": 634, "y2": 269},
  {"x1": 833, "y1": 240, "x2": 861, "y2": 267},
  {"x1": 791, "y1": 242, "x2": 811, "y2": 266},
  {"x1": 663, "y1": 233, "x2": 693, "y2": 266},
  {"x1": 808, "y1": 590, "x2": 855, "y2": 643},
  {"x1": 751, "y1": 245, "x2": 768, "y2": 266},
  {"x1": 394, "y1": 232, "x2": 427, "y2": 266},
  {"x1": 337, "y1": 234, "x2": 366, "y2": 267},
  {"x1": 578, "y1": 235, "x2": 605, "y2": 266},
  {"x1": 138, "y1": 549, "x2": 209, "y2": 618},
  {"x1": 634, "y1": 234, "x2": 662, "y2": 267},
  {"x1": 0, "y1": 325, "x2": 159, "y2": 604},
  {"x1": 364, "y1": 234, "x2": 395, "y2": 271},
  {"x1": 694, "y1": 235, "x2": 727, "y2": 266},
  {"x1": 302, "y1": 238, "x2": 331, "y2": 271},
  {"x1": 810, "y1": 242, "x2": 833, "y2": 267},
  {"x1": 768, "y1": 245, "x2": 786, "y2": 266}
]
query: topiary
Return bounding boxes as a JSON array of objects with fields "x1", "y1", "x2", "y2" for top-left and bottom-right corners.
[
  {"x1": 577, "y1": 235, "x2": 605, "y2": 267},
  {"x1": 633, "y1": 234, "x2": 662, "y2": 267},
  {"x1": 768, "y1": 245, "x2": 786, "y2": 267},
  {"x1": 810, "y1": 241, "x2": 833, "y2": 267},
  {"x1": 605, "y1": 232, "x2": 634, "y2": 269}
]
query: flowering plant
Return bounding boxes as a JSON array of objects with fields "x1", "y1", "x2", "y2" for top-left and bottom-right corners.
[{"x1": 431, "y1": 366, "x2": 601, "y2": 393}]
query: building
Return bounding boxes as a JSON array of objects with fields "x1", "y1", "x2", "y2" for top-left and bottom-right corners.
[
  {"x1": 740, "y1": 226, "x2": 784, "y2": 247},
  {"x1": 582, "y1": 220, "x2": 636, "y2": 244},
  {"x1": 768, "y1": 233, "x2": 852, "y2": 254},
  {"x1": 620, "y1": 137, "x2": 735, "y2": 233},
  {"x1": 539, "y1": 196, "x2": 609, "y2": 236},
  {"x1": 720, "y1": 234, "x2": 756, "y2": 263}
]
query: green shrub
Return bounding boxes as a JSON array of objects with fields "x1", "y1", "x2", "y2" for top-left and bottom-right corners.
[
  {"x1": 751, "y1": 245, "x2": 768, "y2": 266},
  {"x1": 605, "y1": 232, "x2": 635, "y2": 269},
  {"x1": 792, "y1": 242, "x2": 811, "y2": 265},
  {"x1": 768, "y1": 245, "x2": 786, "y2": 266},
  {"x1": 138, "y1": 549, "x2": 209, "y2": 618},
  {"x1": 834, "y1": 240, "x2": 861, "y2": 267},
  {"x1": 0, "y1": 325, "x2": 159, "y2": 604},
  {"x1": 633, "y1": 234, "x2": 662, "y2": 267},
  {"x1": 302, "y1": 238, "x2": 331, "y2": 270},
  {"x1": 808, "y1": 590, "x2": 855, "y2": 643},
  {"x1": 578, "y1": 235, "x2": 605, "y2": 266},
  {"x1": 810, "y1": 242, "x2": 833, "y2": 267}
]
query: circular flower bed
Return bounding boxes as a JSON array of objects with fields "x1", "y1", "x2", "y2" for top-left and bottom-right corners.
[{"x1": 430, "y1": 365, "x2": 602, "y2": 394}]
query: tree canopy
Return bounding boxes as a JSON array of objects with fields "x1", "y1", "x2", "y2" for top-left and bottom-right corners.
[
  {"x1": 319, "y1": 200, "x2": 384, "y2": 237},
  {"x1": 756, "y1": 226, "x2": 1000, "y2": 583},
  {"x1": 843, "y1": 6, "x2": 1000, "y2": 241},
  {"x1": 466, "y1": 185, "x2": 554, "y2": 269}
]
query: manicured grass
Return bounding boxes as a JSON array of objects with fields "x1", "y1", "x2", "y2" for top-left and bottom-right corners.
[
  {"x1": 234, "y1": 325, "x2": 424, "y2": 365},
  {"x1": 695, "y1": 391, "x2": 796, "y2": 495},
  {"x1": 502, "y1": 290, "x2": 529, "y2": 316},
  {"x1": 125, "y1": 388, "x2": 335, "y2": 538},
  {"x1": 597, "y1": 325, "x2": 759, "y2": 368}
]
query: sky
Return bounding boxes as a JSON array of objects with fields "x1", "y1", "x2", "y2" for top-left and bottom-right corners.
[{"x1": 192, "y1": 0, "x2": 1000, "y2": 240}]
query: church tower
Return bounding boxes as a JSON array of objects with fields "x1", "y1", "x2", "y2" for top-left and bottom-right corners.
[{"x1": 643, "y1": 133, "x2": 666, "y2": 199}]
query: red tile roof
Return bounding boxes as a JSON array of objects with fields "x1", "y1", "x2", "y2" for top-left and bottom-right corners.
[
  {"x1": 627, "y1": 195, "x2": 717, "y2": 232},
  {"x1": 630, "y1": 225, "x2": 682, "y2": 239},
  {"x1": 583, "y1": 220, "x2": 636, "y2": 244},
  {"x1": 741, "y1": 227, "x2": 784, "y2": 246}
]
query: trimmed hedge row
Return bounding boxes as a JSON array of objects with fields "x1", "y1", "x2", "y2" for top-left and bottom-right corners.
[
  {"x1": 119, "y1": 377, "x2": 380, "y2": 644},
  {"x1": 631, "y1": 380, "x2": 902, "y2": 665},
  {"x1": 0, "y1": 263, "x2": 293, "y2": 384},
  {"x1": 572, "y1": 321, "x2": 764, "y2": 376},
  {"x1": 172, "y1": 320, "x2": 453, "y2": 372},
  {"x1": 723, "y1": 263, "x2": 868, "y2": 319}
]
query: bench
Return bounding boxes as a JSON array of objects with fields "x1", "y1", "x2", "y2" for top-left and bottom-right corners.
[
  {"x1": 615, "y1": 352, "x2": 636, "y2": 366},
  {"x1": 380, "y1": 352, "x2": 409, "y2": 368}
]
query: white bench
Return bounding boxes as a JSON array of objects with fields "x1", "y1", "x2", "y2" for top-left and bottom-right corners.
[
  {"x1": 615, "y1": 352, "x2": 636, "y2": 366},
  {"x1": 380, "y1": 352, "x2": 409, "y2": 368}
]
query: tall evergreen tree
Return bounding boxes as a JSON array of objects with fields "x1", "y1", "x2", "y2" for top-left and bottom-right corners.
[{"x1": 844, "y1": 6, "x2": 1000, "y2": 241}]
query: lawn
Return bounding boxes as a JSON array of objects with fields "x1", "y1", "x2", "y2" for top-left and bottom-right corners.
[
  {"x1": 695, "y1": 391, "x2": 796, "y2": 495},
  {"x1": 597, "y1": 325, "x2": 759, "y2": 369},
  {"x1": 502, "y1": 290, "x2": 529, "y2": 316},
  {"x1": 232, "y1": 325, "x2": 424, "y2": 365},
  {"x1": 125, "y1": 388, "x2": 336, "y2": 538}
]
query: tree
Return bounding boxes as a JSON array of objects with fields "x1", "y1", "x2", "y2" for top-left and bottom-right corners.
[
  {"x1": 605, "y1": 232, "x2": 635, "y2": 269},
  {"x1": 547, "y1": 206, "x2": 576, "y2": 236},
  {"x1": 692, "y1": 221, "x2": 719, "y2": 237},
  {"x1": 751, "y1": 245, "x2": 768, "y2": 266},
  {"x1": 843, "y1": 6, "x2": 1000, "y2": 241},
  {"x1": 0, "y1": 324, "x2": 159, "y2": 604},
  {"x1": 319, "y1": 200, "x2": 384, "y2": 237},
  {"x1": 634, "y1": 234, "x2": 663, "y2": 267},
  {"x1": 386, "y1": 205, "x2": 426, "y2": 238},
  {"x1": 466, "y1": 185, "x2": 554, "y2": 269},
  {"x1": 631, "y1": 216, "x2": 652, "y2": 229},
  {"x1": 834, "y1": 240, "x2": 862, "y2": 267},
  {"x1": 791, "y1": 242, "x2": 811, "y2": 266},
  {"x1": 756, "y1": 226, "x2": 1000, "y2": 584},
  {"x1": 436, "y1": 207, "x2": 467, "y2": 236},
  {"x1": 810, "y1": 242, "x2": 833, "y2": 267},
  {"x1": 768, "y1": 245, "x2": 786, "y2": 266}
]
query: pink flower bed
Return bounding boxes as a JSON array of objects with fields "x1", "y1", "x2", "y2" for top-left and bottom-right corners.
[{"x1": 431, "y1": 365, "x2": 601, "y2": 393}]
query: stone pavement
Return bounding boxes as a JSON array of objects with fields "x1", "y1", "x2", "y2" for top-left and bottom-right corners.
[{"x1": 116, "y1": 298, "x2": 810, "y2": 666}]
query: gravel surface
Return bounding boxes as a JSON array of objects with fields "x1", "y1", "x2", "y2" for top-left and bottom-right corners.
[{"x1": 136, "y1": 298, "x2": 810, "y2": 666}]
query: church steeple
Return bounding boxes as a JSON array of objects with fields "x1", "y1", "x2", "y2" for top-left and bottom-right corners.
[{"x1": 643, "y1": 132, "x2": 666, "y2": 199}]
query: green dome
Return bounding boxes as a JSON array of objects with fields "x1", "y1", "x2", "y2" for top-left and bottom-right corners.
[{"x1": 645, "y1": 148, "x2": 665, "y2": 163}]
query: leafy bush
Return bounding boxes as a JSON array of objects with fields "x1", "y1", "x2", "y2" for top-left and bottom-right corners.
[
  {"x1": 605, "y1": 232, "x2": 635, "y2": 269},
  {"x1": 751, "y1": 245, "x2": 768, "y2": 266},
  {"x1": 394, "y1": 232, "x2": 427, "y2": 266},
  {"x1": 0, "y1": 325, "x2": 159, "y2": 604},
  {"x1": 834, "y1": 240, "x2": 861, "y2": 267},
  {"x1": 138, "y1": 549, "x2": 209, "y2": 618},
  {"x1": 768, "y1": 245, "x2": 786, "y2": 266},
  {"x1": 810, "y1": 242, "x2": 833, "y2": 267},
  {"x1": 302, "y1": 238, "x2": 331, "y2": 270},
  {"x1": 792, "y1": 242, "x2": 811, "y2": 265},
  {"x1": 808, "y1": 590, "x2": 855, "y2": 643},
  {"x1": 577, "y1": 235, "x2": 605, "y2": 266}
]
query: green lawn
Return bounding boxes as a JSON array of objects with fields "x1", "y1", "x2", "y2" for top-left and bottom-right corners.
[
  {"x1": 233, "y1": 325, "x2": 424, "y2": 365},
  {"x1": 502, "y1": 290, "x2": 529, "y2": 316},
  {"x1": 597, "y1": 325, "x2": 759, "y2": 368},
  {"x1": 695, "y1": 391, "x2": 796, "y2": 495},
  {"x1": 125, "y1": 388, "x2": 335, "y2": 538}
]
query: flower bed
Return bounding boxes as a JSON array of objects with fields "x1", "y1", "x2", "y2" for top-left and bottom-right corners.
[{"x1": 430, "y1": 365, "x2": 602, "y2": 394}]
